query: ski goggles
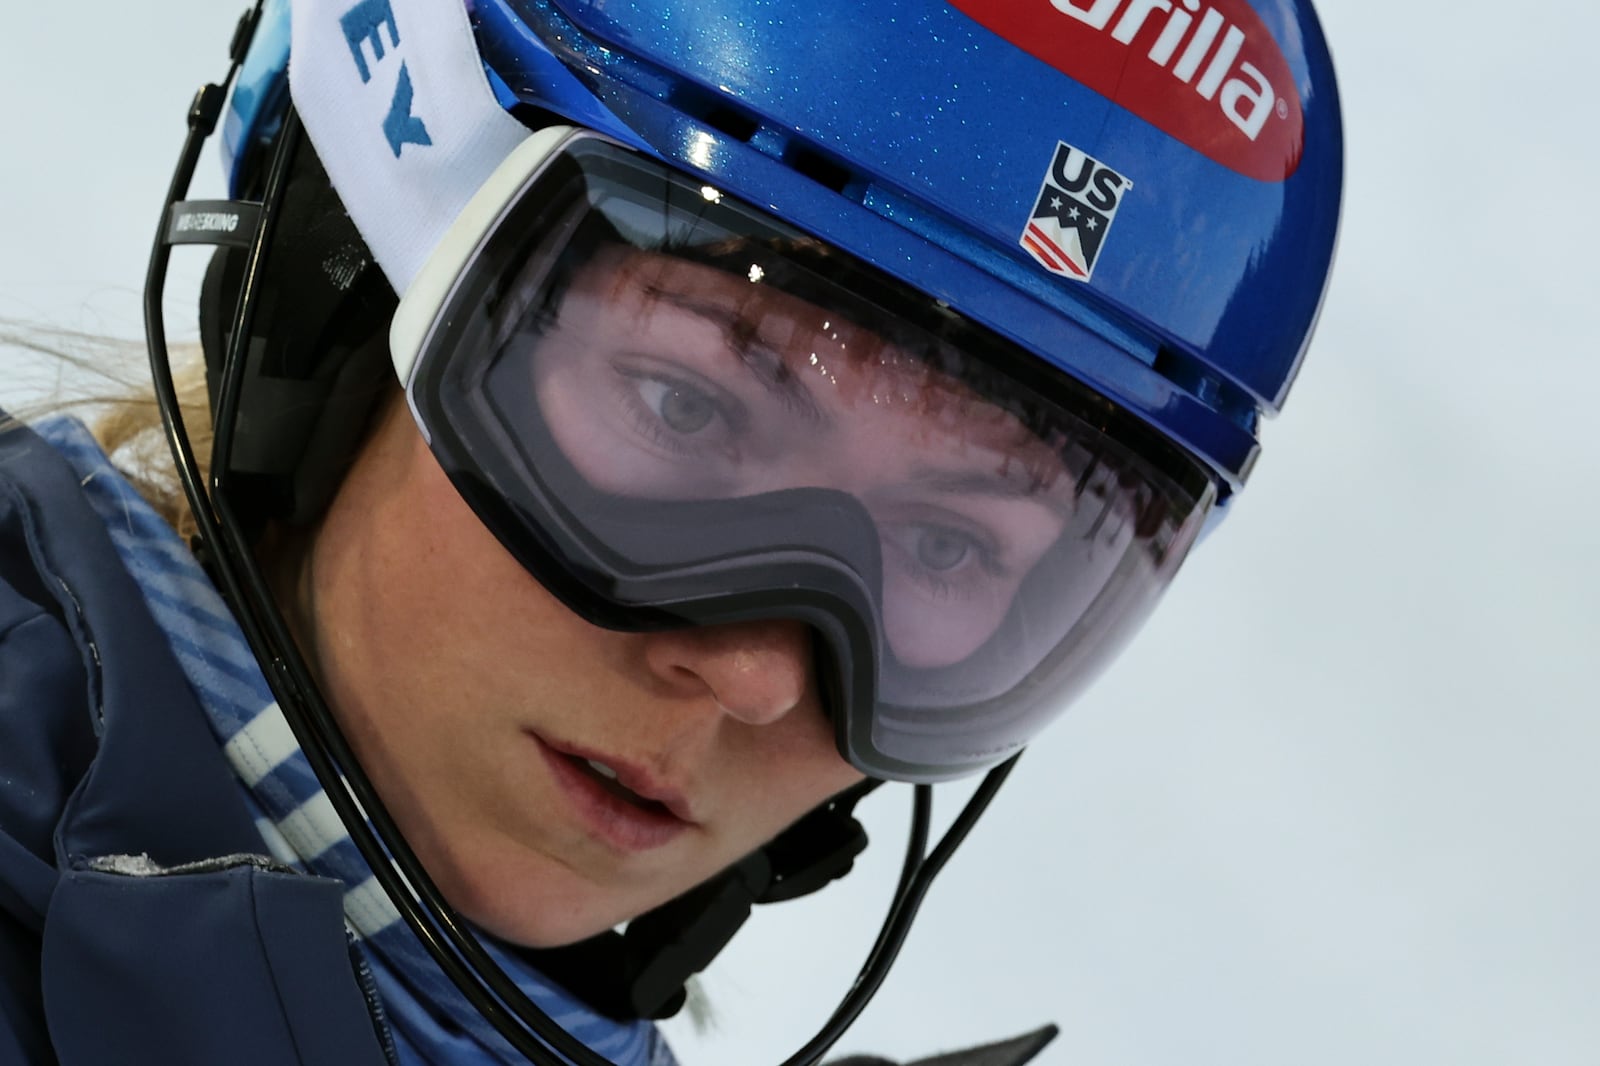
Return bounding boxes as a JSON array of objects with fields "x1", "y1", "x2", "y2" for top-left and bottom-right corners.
[{"x1": 391, "y1": 128, "x2": 1216, "y2": 782}]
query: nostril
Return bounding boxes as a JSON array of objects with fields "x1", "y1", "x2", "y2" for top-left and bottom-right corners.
[{"x1": 642, "y1": 620, "x2": 813, "y2": 724}]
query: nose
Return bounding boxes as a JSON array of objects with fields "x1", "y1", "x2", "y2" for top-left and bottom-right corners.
[{"x1": 642, "y1": 619, "x2": 813, "y2": 726}]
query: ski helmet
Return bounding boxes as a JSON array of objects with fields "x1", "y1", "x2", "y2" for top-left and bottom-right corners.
[{"x1": 145, "y1": 0, "x2": 1341, "y2": 1060}]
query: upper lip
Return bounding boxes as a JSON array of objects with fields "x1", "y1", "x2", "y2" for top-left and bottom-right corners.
[{"x1": 537, "y1": 734, "x2": 700, "y2": 824}]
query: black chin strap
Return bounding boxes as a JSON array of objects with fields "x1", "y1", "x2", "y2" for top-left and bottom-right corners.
[{"x1": 524, "y1": 780, "x2": 879, "y2": 1020}]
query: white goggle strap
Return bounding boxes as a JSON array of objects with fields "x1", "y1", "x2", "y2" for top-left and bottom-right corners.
[
  {"x1": 288, "y1": 0, "x2": 532, "y2": 295},
  {"x1": 387, "y1": 125, "x2": 579, "y2": 387}
]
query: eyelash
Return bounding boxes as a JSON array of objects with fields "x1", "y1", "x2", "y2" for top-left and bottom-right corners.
[
  {"x1": 611, "y1": 364, "x2": 739, "y2": 459},
  {"x1": 890, "y1": 524, "x2": 1008, "y2": 603}
]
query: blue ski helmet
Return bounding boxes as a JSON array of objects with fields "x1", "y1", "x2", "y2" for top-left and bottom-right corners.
[
  {"x1": 151, "y1": 0, "x2": 1341, "y2": 1059},
  {"x1": 224, "y1": 0, "x2": 1342, "y2": 498}
]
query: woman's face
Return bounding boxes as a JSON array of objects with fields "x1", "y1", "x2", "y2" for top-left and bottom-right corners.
[
  {"x1": 301, "y1": 395, "x2": 862, "y2": 947},
  {"x1": 299, "y1": 246, "x2": 1069, "y2": 948}
]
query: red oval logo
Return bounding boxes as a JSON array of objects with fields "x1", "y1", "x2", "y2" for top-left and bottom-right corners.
[{"x1": 948, "y1": 0, "x2": 1304, "y2": 182}]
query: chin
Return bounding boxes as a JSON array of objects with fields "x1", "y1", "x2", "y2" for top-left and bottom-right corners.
[{"x1": 427, "y1": 848, "x2": 652, "y2": 949}]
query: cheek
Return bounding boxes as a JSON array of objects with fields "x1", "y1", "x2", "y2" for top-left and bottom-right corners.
[
  {"x1": 310, "y1": 418, "x2": 547, "y2": 750},
  {"x1": 731, "y1": 717, "x2": 864, "y2": 841}
]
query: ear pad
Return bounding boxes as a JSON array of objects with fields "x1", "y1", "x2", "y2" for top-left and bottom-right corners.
[{"x1": 197, "y1": 133, "x2": 399, "y2": 532}]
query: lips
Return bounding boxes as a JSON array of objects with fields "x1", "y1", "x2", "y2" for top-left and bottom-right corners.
[{"x1": 532, "y1": 733, "x2": 697, "y2": 852}]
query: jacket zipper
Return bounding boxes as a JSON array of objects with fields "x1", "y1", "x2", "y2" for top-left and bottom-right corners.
[{"x1": 347, "y1": 932, "x2": 401, "y2": 1066}]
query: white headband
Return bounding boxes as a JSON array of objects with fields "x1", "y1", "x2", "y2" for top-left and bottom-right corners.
[{"x1": 289, "y1": 0, "x2": 530, "y2": 293}]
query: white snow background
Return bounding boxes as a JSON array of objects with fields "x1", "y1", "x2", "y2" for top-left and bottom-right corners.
[{"x1": 3, "y1": 2, "x2": 1596, "y2": 1064}]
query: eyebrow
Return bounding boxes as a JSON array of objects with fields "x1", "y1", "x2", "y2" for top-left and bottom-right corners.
[
  {"x1": 909, "y1": 464, "x2": 1075, "y2": 519},
  {"x1": 645, "y1": 286, "x2": 830, "y2": 425}
]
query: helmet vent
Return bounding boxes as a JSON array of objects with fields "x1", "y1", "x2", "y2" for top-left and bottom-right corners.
[
  {"x1": 671, "y1": 86, "x2": 864, "y2": 198},
  {"x1": 1153, "y1": 345, "x2": 1256, "y2": 429},
  {"x1": 668, "y1": 84, "x2": 762, "y2": 144},
  {"x1": 782, "y1": 146, "x2": 855, "y2": 195},
  {"x1": 700, "y1": 104, "x2": 761, "y2": 144}
]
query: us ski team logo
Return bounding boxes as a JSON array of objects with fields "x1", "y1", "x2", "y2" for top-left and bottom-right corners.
[{"x1": 1021, "y1": 142, "x2": 1133, "y2": 281}]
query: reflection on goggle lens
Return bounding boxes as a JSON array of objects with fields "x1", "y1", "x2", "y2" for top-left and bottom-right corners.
[
  {"x1": 527, "y1": 244, "x2": 1080, "y2": 673},
  {"x1": 404, "y1": 134, "x2": 1214, "y2": 780}
]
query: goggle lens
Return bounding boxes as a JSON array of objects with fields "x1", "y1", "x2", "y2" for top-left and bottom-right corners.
[{"x1": 400, "y1": 132, "x2": 1214, "y2": 781}]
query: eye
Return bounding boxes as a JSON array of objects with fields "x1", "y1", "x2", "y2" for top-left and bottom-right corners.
[
  {"x1": 882, "y1": 518, "x2": 996, "y2": 581},
  {"x1": 636, "y1": 377, "x2": 720, "y2": 434},
  {"x1": 912, "y1": 525, "x2": 975, "y2": 572}
]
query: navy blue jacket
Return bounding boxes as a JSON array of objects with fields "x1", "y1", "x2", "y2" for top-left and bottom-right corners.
[{"x1": 0, "y1": 419, "x2": 391, "y2": 1065}]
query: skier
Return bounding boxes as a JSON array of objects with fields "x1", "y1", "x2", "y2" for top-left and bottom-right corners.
[{"x1": 0, "y1": 0, "x2": 1342, "y2": 1062}]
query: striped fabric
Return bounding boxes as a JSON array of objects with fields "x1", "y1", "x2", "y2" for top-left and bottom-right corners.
[{"x1": 38, "y1": 417, "x2": 675, "y2": 1066}]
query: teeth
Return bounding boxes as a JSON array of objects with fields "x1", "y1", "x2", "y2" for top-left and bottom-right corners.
[{"x1": 585, "y1": 758, "x2": 619, "y2": 781}]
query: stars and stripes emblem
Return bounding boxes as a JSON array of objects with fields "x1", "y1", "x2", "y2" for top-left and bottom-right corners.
[{"x1": 1019, "y1": 142, "x2": 1132, "y2": 282}]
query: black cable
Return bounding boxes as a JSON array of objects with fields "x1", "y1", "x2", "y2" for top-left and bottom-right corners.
[
  {"x1": 143, "y1": 22, "x2": 578, "y2": 1061},
  {"x1": 783, "y1": 758, "x2": 1018, "y2": 1066}
]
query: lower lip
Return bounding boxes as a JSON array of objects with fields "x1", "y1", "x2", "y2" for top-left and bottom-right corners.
[{"x1": 533, "y1": 735, "x2": 692, "y2": 853}]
